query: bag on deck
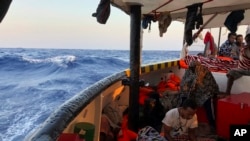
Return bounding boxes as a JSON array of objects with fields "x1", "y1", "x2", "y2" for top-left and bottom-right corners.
[{"x1": 136, "y1": 126, "x2": 166, "y2": 141}]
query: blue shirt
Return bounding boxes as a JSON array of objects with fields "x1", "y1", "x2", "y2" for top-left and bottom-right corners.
[{"x1": 219, "y1": 40, "x2": 237, "y2": 57}]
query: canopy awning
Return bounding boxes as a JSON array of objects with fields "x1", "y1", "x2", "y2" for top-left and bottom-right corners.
[
  {"x1": 112, "y1": 0, "x2": 250, "y2": 28},
  {"x1": 2, "y1": 0, "x2": 250, "y2": 28}
]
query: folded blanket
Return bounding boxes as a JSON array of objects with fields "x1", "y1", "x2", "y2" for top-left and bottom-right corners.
[{"x1": 183, "y1": 55, "x2": 238, "y2": 73}]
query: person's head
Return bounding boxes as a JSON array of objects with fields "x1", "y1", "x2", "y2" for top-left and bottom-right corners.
[
  {"x1": 180, "y1": 98, "x2": 197, "y2": 120},
  {"x1": 245, "y1": 34, "x2": 250, "y2": 47},
  {"x1": 236, "y1": 34, "x2": 243, "y2": 46},
  {"x1": 228, "y1": 32, "x2": 237, "y2": 43}
]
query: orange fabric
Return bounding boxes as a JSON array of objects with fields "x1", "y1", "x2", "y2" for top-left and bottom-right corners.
[
  {"x1": 216, "y1": 56, "x2": 233, "y2": 61},
  {"x1": 166, "y1": 80, "x2": 176, "y2": 89},
  {"x1": 179, "y1": 59, "x2": 188, "y2": 69},
  {"x1": 139, "y1": 94, "x2": 149, "y2": 105},
  {"x1": 139, "y1": 87, "x2": 154, "y2": 105},
  {"x1": 140, "y1": 87, "x2": 154, "y2": 93},
  {"x1": 169, "y1": 74, "x2": 180, "y2": 84},
  {"x1": 118, "y1": 115, "x2": 137, "y2": 141},
  {"x1": 157, "y1": 87, "x2": 167, "y2": 93},
  {"x1": 166, "y1": 74, "x2": 181, "y2": 91},
  {"x1": 166, "y1": 82, "x2": 179, "y2": 91},
  {"x1": 157, "y1": 74, "x2": 181, "y2": 92},
  {"x1": 157, "y1": 81, "x2": 168, "y2": 93},
  {"x1": 117, "y1": 129, "x2": 137, "y2": 141},
  {"x1": 157, "y1": 81, "x2": 167, "y2": 89}
]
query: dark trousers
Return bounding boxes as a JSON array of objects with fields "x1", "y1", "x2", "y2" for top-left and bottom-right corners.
[{"x1": 203, "y1": 98, "x2": 216, "y2": 128}]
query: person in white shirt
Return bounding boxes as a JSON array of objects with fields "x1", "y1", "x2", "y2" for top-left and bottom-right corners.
[{"x1": 162, "y1": 99, "x2": 198, "y2": 141}]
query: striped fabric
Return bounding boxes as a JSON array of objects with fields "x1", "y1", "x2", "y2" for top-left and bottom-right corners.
[
  {"x1": 184, "y1": 55, "x2": 238, "y2": 73},
  {"x1": 238, "y1": 47, "x2": 250, "y2": 70}
]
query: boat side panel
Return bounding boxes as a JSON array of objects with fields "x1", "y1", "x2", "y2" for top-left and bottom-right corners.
[
  {"x1": 61, "y1": 95, "x2": 102, "y2": 140},
  {"x1": 25, "y1": 72, "x2": 126, "y2": 141},
  {"x1": 212, "y1": 72, "x2": 250, "y2": 94},
  {"x1": 62, "y1": 81, "x2": 129, "y2": 141}
]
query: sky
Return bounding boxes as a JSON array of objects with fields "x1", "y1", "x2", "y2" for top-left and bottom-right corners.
[
  {"x1": 0, "y1": 1, "x2": 248, "y2": 51},
  {"x1": 0, "y1": 0, "x2": 186, "y2": 50}
]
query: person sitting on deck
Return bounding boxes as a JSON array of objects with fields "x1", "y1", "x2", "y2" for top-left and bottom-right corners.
[
  {"x1": 226, "y1": 33, "x2": 250, "y2": 94},
  {"x1": 219, "y1": 32, "x2": 237, "y2": 57},
  {"x1": 231, "y1": 34, "x2": 244, "y2": 60},
  {"x1": 141, "y1": 91, "x2": 165, "y2": 133},
  {"x1": 162, "y1": 98, "x2": 198, "y2": 141}
]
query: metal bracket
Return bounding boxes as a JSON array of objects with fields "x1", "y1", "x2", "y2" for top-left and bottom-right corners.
[{"x1": 122, "y1": 77, "x2": 145, "y2": 87}]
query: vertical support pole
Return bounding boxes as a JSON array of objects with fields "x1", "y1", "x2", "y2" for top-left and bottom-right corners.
[
  {"x1": 128, "y1": 4, "x2": 141, "y2": 132},
  {"x1": 181, "y1": 23, "x2": 188, "y2": 58},
  {"x1": 218, "y1": 27, "x2": 222, "y2": 53}
]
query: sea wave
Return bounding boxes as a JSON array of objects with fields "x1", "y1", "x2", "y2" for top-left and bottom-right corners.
[
  {"x1": 0, "y1": 48, "x2": 180, "y2": 141},
  {"x1": 22, "y1": 55, "x2": 76, "y2": 67}
]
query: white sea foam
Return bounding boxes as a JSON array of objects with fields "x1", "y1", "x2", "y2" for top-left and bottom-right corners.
[
  {"x1": 2, "y1": 103, "x2": 50, "y2": 141},
  {"x1": 22, "y1": 55, "x2": 76, "y2": 67}
]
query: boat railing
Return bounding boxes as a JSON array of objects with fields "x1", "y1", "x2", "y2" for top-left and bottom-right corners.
[
  {"x1": 25, "y1": 71, "x2": 127, "y2": 141},
  {"x1": 25, "y1": 59, "x2": 181, "y2": 141}
]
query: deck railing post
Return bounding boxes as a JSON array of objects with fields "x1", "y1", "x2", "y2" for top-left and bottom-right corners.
[{"x1": 128, "y1": 4, "x2": 141, "y2": 132}]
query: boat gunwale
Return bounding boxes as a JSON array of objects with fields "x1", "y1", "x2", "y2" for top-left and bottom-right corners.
[
  {"x1": 25, "y1": 71, "x2": 127, "y2": 141},
  {"x1": 25, "y1": 59, "x2": 180, "y2": 141}
]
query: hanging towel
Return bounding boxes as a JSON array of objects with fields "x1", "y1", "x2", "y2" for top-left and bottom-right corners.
[
  {"x1": 92, "y1": 0, "x2": 111, "y2": 24},
  {"x1": 158, "y1": 11, "x2": 172, "y2": 37},
  {"x1": 204, "y1": 32, "x2": 215, "y2": 52},
  {"x1": 204, "y1": 31, "x2": 218, "y2": 57},
  {"x1": 184, "y1": 3, "x2": 203, "y2": 46},
  {"x1": 224, "y1": 10, "x2": 245, "y2": 33}
]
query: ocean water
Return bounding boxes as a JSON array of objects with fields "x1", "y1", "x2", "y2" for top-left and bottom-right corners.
[{"x1": 0, "y1": 48, "x2": 183, "y2": 141}]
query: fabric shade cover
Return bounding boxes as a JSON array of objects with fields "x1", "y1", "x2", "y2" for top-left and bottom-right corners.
[{"x1": 113, "y1": 0, "x2": 250, "y2": 29}]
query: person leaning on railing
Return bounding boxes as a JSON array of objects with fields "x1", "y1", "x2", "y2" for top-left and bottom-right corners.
[{"x1": 226, "y1": 33, "x2": 250, "y2": 94}]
